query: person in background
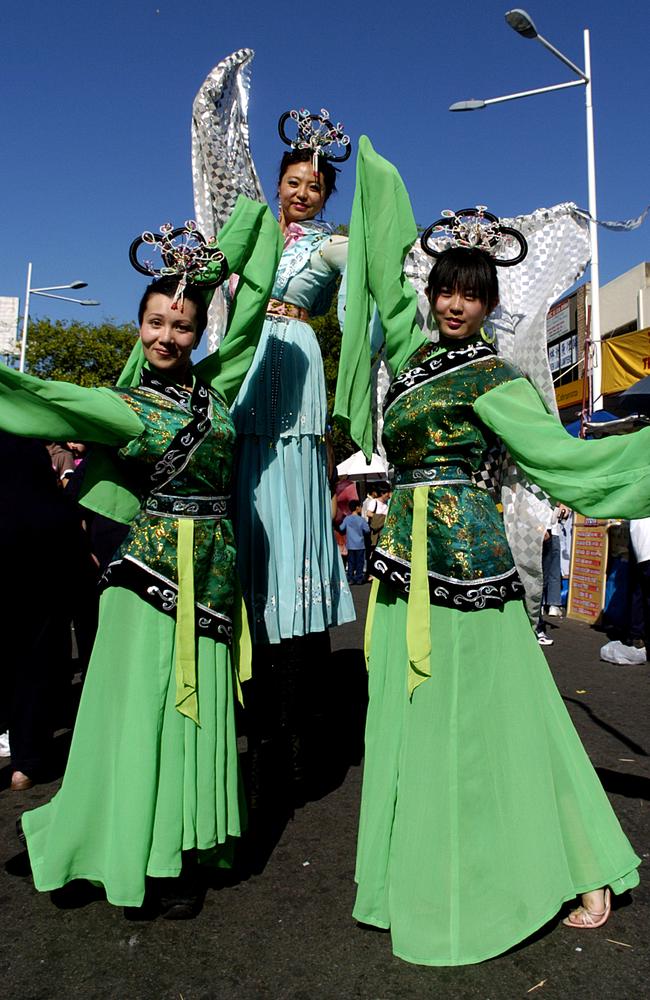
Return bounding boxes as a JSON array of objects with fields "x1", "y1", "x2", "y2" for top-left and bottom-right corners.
[
  {"x1": 333, "y1": 475, "x2": 359, "y2": 566},
  {"x1": 338, "y1": 500, "x2": 370, "y2": 585},
  {"x1": 366, "y1": 486, "x2": 390, "y2": 546},
  {"x1": 361, "y1": 486, "x2": 378, "y2": 521},
  {"x1": 0, "y1": 433, "x2": 85, "y2": 790},
  {"x1": 536, "y1": 504, "x2": 570, "y2": 645},
  {"x1": 625, "y1": 517, "x2": 650, "y2": 663},
  {"x1": 46, "y1": 442, "x2": 76, "y2": 486},
  {"x1": 544, "y1": 504, "x2": 569, "y2": 616}
]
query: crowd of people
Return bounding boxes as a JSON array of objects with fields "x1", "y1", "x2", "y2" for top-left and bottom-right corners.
[{"x1": 2, "y1": 92, "x2": 650, "y2": 968}]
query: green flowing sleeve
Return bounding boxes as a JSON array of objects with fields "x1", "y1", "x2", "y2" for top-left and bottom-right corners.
[
  {"x1": 0, "y1": 364, "x2": 145, "y2": 525},
  {"x1": 474, "y1": 377, "x2": 650, "y2": 518},
  {"x1": 334, "y1": 136, "x2": 427, "y2": 460},
  {"x1": 117, "y1": 196, "x2": 283, "y2": 401},
  {"x1": 196, "y1": 197, "x2": 283, "y2": 404},
  {"x1": 0, "y1": 363, "x2": 144, "y2": 445}
]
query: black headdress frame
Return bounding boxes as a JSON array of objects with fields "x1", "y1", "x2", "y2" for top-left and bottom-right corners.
[
  {"x1": 278, "y1": 108, "x2": 352, "y2": 164},
  {"x1": 129, "y1": 221, "x2": 229, "y2": 291},
  {"x1": 421, "y1": 208, "x2": 528, "y2": 267}
]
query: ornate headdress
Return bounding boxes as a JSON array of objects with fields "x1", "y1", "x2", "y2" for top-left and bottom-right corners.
[
  {"x1": 129, "y1": 220, "x2": 229, "y2": 307},
  {"x1": 278, "y1": 107, "x2": 351, "y2": 175},
  {"x1": 421, "y1": 207, "x2": 528, "y2": 267}
]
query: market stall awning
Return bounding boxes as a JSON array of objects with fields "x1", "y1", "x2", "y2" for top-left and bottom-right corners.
[
  {"x1": 602, "y1": 326, "x2": 650, "y2": 395},
  {"x1": 336, "y1": 450, "x2": 388, "y2": 478}
]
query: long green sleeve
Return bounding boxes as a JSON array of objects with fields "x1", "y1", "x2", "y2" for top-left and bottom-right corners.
[
  {"x1": 475, "y1": 377, "x2": 650, "y2": 518},
  {"x1": 196, "y1": 197, "x2": 283, "y2": 404},
  {"x1": 0, "y1": 363, "x2": 144, "y2": 445},
  {"x1": 334, "y1": 136, "x2": 427, "y2": 459},
  {"x1": 117, "y1": 197, "x2": 282, "y2": 404}
]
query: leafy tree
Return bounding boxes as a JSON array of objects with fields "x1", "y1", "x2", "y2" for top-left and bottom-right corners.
[
  {"x1": 312, "y1": 280, "x2": 356, "y2": 465},
  {"x1": 310, "y1": 222, "x2": 356, "y2": 463},
  {"x1": 25, "y1": 318, "x2": 138, "y2": 387}
]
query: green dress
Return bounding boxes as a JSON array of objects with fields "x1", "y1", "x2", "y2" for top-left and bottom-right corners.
[
  {"x1": 335, "y1": 138, "x2": 648, "y2": 966},
  {"x1": 0, "y1": 198, "x2": 282, "y2": 907}
]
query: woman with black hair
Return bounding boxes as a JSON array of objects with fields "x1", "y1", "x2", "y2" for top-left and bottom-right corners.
[
  {"x1": 0, "y1": 200, "x2": 281, "y2": 912},
  {"x1": 336, "y1": 138, "x2": 647, "y2": 965},
  {"x1": 229, "y1": 116, "x2": 356, "y2": 805}
]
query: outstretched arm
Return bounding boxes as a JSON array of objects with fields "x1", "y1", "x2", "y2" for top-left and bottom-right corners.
[
  {"x1": 0, "y1": 363, "x2": 143, "y2": 445},
  {"x1": 475, "y1": 377, "x2": 650, "y2": 518},
  {"x1": 114, "y1": 197, "x2": 283, "y2": 402},
  {"x1": 194, "y1": 198, "x2": 283, "y2": 404},
  {"x1": 335, "y1": 137, "x2": 427, "y2": 459}
]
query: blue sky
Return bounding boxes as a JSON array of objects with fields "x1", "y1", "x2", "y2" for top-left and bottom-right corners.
[{"x1": 2, "y1": 0, "x2": 648, "y2": 327}]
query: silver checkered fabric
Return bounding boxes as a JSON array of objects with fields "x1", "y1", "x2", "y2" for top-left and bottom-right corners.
[{"x1": 191, "y1": 49, "x2": 265, "y2": 351}]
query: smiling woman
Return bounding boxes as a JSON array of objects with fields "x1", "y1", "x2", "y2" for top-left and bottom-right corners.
[
  {"x1": 225, "y1": 111, "x2": 356, "y2": 811},
  {"x1": 0, "y1": 198, "x2": 283, "y2": 915},
  {"x1": 426, "y1": 247, "x2": 500, "y2": 340},
  {"x1": 277, "y1": 159, "x2": 329, "y2": 227},
  {"x1": 336, "y1": 137, "x2": 650, "y2": 967},
  {"x1": 139, "y1": 290, "x2": 201, "y2": 383}
]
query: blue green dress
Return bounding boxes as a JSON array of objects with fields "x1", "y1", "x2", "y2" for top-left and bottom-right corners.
[{"x1": 231, "y1": 222, "x2": 355, "y2": 643}]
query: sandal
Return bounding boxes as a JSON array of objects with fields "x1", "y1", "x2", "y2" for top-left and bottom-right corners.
[{"x1": 562, "y1": 888, "x2": 611, "y2": 929}]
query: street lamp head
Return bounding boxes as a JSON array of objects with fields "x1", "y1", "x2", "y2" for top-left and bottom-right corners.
[
  {"x1": 505, "y1": 8, "x2": 538, "y2": 38},
  {"x1": 80, "y1": 299, "x2": 101, "y2": 306},
  {"x1": 69, "y1": 281, "x2": 88, "y2": 289},
  {"x1": 449, "y1": 100, "x2": 486, "y2": 112}
]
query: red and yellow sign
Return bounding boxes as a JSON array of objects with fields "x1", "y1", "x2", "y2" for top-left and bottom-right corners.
[{"x1": 567, "y1": 515, "x2": 609, "y2": 624}]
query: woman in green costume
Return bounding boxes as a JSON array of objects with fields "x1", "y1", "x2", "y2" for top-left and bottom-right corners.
[
  {"x1": 0, "y1": 200, "x2": 282, "y2": 913},
  {"x1": 335, "y1": 138, "x2": 649, "y2": 965}
]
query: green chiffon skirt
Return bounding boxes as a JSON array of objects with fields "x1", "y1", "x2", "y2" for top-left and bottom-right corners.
[
  {"x1": 23, "y1": 588, "x2": 243, "y2": 907},
  {"x1": 353, "y1": 585, "x2": 640, "y2": 966}
]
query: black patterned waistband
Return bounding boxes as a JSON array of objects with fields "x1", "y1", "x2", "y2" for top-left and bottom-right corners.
[
  {"x1": 144, "y1": 493, "x2": 231, "y2": 519},
  {"x1": 393, "y1": 466, "x2": 472, "y2": 489}
]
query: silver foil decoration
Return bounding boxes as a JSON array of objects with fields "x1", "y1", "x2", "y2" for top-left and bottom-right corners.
[
  {"x1": 572, "y1": 203, "x2": 650, "y2": 231},
  {"x1": 192, "y1": 49, "x2": 265, "y2": 351},
  {"x1": 404, "y1": 203, "x2": 591, "y2": 620}
]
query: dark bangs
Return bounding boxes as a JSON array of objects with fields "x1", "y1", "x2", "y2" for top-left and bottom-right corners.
[
  {"x1": 137, "y1": 275, "x2": 208, "y2": 339},
  {"x1": 278, "y1": 148, "x2": 338, "y2": 203},
  {"x1": 425, "y1": 247, "x2": 499, "y2": 307}
]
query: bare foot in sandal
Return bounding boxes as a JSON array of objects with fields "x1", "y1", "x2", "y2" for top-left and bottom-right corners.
[{"x1": 563, "y1": 887, "x2": 611, "y2": 928}]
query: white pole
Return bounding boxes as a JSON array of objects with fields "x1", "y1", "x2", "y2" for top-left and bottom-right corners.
[
  {"x1": 19, "y1": 261, "x2": 32, "y2": 373},
  {"x1": 584, "y1": 29, "x2": 602, "y2": 412}
]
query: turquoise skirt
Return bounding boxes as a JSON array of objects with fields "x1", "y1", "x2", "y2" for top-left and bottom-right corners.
[
  {"x1": 23, "y1": 588, "x2": 243, "y2": 907},
  {"x1": 354, "y1": 585, "x2": 640, "y2": 966},
  {"x1": 233, "y1": 433, "x2": 355, "y2": 644}
]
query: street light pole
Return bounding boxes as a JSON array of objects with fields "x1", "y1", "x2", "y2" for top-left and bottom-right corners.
[
  {"x1": 583, "y1": 28, "x2": 602, "y2": 412},
  {"x1": 18, "y1": 263, "x2": 100, "y2": 373},
  {"x1": 19, "y1": 262, "x2": 33, "y2": 374},
  {"x1": 449, "y1": 9, "x2": 603, "y2": 412}
]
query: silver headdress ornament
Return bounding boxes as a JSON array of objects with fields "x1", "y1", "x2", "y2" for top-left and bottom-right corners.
[
  {"x1": 278, "y1": 107, "x2": 351, "y2": 175},
  {"x1": 129, "y1": 220, "x2": 229, "y2": 308},
  {"x1": 421, "y1": 207, "x2": 528, "y2": 267}
]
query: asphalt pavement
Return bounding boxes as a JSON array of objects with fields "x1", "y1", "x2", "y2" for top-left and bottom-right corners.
[{"x1": 1, "y1": 588, "x2": 649, "y2": 1000}]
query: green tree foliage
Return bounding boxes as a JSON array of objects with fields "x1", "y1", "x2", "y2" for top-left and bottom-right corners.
[
  {"x1": 312, "y1": 287, "x2": 357, "y2": 466},
  {"x1": 25, "y1": 318, "x2": 138, "y2": 387},
  {"x1": 311, "y1": 222, "x2": 356, "y2": 464}
]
